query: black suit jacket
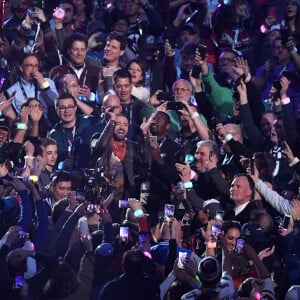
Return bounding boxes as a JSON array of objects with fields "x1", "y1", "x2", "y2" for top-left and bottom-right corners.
[{"x1": 224, "y1": 201, "x2": 258, "y2": 226}]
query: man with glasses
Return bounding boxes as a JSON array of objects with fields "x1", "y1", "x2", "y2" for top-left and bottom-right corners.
[
  {"x1": 49, "y1": 92, "x2": 98, "y2": 165},
  {"x1": 6, "y1": 54, "x2": 58, "y2": 118}
]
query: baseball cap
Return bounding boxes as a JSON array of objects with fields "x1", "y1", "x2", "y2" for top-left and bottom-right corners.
[
  {"x1": 203, "y1": 199, "x2": 221, "y2": 219},
  {"x1": 198, "y1": 256, "x2": 222, "y2": 283},
  {"x1": 180, "y1": 22, "x2": 200, "y2": 36},
  {"x1": 241, "y1": 222, "x2": 267, "y2": 243},
  {"x1": 95, "y1": 243, "x2": 114, "y2": 256},
  {"x1": 0, "y1": 117, "x2": 9, "y2": 131}
]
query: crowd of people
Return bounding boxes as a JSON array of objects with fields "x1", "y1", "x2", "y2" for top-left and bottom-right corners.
[{"x1": 1, "y1": 0, "x2": 300, "y2": 299}]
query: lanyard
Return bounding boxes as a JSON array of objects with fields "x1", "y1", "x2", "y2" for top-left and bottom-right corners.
[
  {"x1": 19, "y1": 79, "x2": 38, "y2": 102},
  {"x1": 62, "y1": 125, "x2": 76, "y2": 156}
]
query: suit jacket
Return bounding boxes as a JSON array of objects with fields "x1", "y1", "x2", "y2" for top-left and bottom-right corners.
[{"x1": 224, "y1": 201, "x2": 258, "y2": 226}]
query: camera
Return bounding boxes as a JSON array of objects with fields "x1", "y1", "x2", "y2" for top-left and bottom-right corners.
[{"x1": 166, "y1": 101, "x2": 185, "y2": 111}]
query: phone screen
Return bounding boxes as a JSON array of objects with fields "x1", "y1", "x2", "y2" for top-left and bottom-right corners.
[
  {"x1": 178, "y1": 251, "x2": 187, "y2": 269},
  {"x1": 212, "y1": 224, "x2": 221, "y2": 237},
  {"x1": 283, "y1": 215, "x2": 291, "y2": 230},
  {"x1": 14, "y1": 276, "x2": 24, "y2": 289},
  {"x1": 138, "y1": 232, "x2": 148, "y2": 247},
  {"x1": 235, "y1": 238, "x2": 245, "y2": 255},
  {"x1": 164, "y1": 204, "x2": 175, "y2": 221},
  {"x1": 149, "y1": 136, "x2": 158, "y2": 148},
  {"x1": 268, "y1": 6, "x2": 276, "y2": 17},
  {"x1": 119, "y1": 226, "x2": 129, "y2": 242},
  {"x1": 119, "y1": 199, "x2": 129, "y2": 208},
  {"x1": 215, "y1": 211, "x2": 224, "y2": 221}
]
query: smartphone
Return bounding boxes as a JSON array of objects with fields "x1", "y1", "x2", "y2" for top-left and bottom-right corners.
[
  {"x1": 178, "y1": 251, "x2": 187, "y2": 269},
  {"x1": 234, "y1": 74, "x2": 246, "y2": 87},
  {"x1": 138, "y1": 232, "x2": 148, "y2": 247},
  {"x1": 215, "y1": 211, "x2": 224, "y2": 221},
  {"x1": 119, "y1": 199, "x2": 130, "y2": 208},
  {"x1": 208, "y1": 150, "x2": 213, "y2": 162},
  {"x1": 11, "y1": 91, "x2": 17, "y2": 98},
  {"x1": 185, "y1": 154, "x2": 194, "y2": 164},
  {"x1": 235, "y1": 238, "x2": 245, "y2": 255},
  {"x1": 164, "y1": 204, "x2": 175, "y2": 220},
  {"x1": 119, "y1": 226, "x2": 129, "y2": 242},
  {"x1": 197, "y1": 44, "x2": 207, "y2": 59},
  {"x1": 282, "y1": 215, "x2": 291, "y2": 230},
  {"x1": 13, "y1": 275, "x2": 24, "y2": 289},
  {"x1": 191, "y1": 65, "x2": 201, "y2": 78},
  {"x1": 212, "y1": 224, "x2": 221, "y2": 237},
  {"x1": 157, "y1": 92, "x2": 173, "y2": 102},
  {"x1": 149, "y1": 135, "x2": 158, "y2": 148},
  {"x1": 166, "y1": 101, "x2": 185, "y2": 111},
  {"x1": 249, "y1": 158, "x2": 255, "y2": 175},
  {"x1": 268, "y1": 6, "x2": 276, "y2": 17}
]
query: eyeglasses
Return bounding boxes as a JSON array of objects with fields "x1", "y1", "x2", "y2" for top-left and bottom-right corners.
[
  {"x1": 58, "y1": 105, "x2": 76, "y2": 111},
  {"x1": 28, "y1": 103, "x2": 43, "y2": 110},
  {"x1": 23, "y1": 64, "x2": 39, "y2": 69},
  {"x1": 173, "y1": 87, "x2": 191, "y2": 93}
]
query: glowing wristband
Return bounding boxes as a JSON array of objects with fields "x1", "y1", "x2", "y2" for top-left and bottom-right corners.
[
  {"x1": 134, "y1": 209, "x2": 144, "y2": 218},
  {"x1": 191, "y1": 112, "x2": 200, "y2": 119},
  {"x1": 17, "y1": 123, "x2": 27, "y2": 130},
  {"x1": 206, "y1": 240, "x2": 216, "y2": 249},
  {"x1": 224, "y1": 133, "x2": 233, "y2": 143},
  {"x1": 40, "y1": 81, "x2": 50, "y2": 90},
  {"x1": 281, "y1": 97, "x2": 290, "y2": 105},
  {"x1": 183, "y1": 181, "x2": 193, "y2": 189},
  {"x1": 143, "y1": 251, "x2": 152, "y2": 259},
  {"x1": 291, "y1": 46, "x2": 298, "y2": 54}
]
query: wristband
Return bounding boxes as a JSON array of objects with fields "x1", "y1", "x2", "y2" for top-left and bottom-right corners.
[
  {"x1": 281, "y1": 97, "x2": 290, "y2": 105},
  {"x1": 291, "y1": 46, "x2": 298, "y2": 54},
  {"x1": 191, "y1": 112, "x2": 200, "y2": 119},
  {"x1": 40, "y1": 81, "x2": 50, "y2": 90},
  {"x1": 245, "y1": 73, "x2": 252, "y2": 83},
  {"x1": 17, "y1": 122, "x2": 28, "y2": 130},
  {"x1": 289, "y1": 157, "x2": 299, "y2": 167},
  {"x1": 21, "y1": 20, "x2": 31, "y2": 31},
  {"x1": 224, "y1": 133, "x2": 233, "y2": 143},
  {"x1": 134, "y1": 209, "x2": 144, "y2": 218},
  {"x1": 206, "y1": 240, "x2": 216, "y2": 249},
  {"x1": 183, "y1": 181, "x2": 193, "y2": 189}
]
